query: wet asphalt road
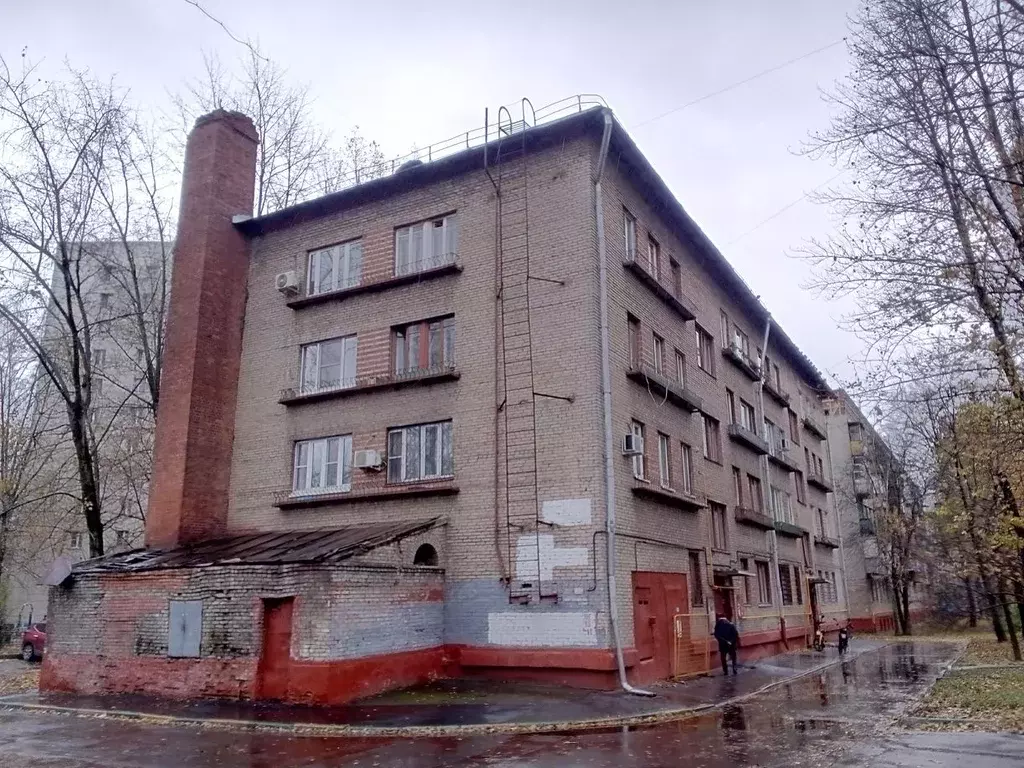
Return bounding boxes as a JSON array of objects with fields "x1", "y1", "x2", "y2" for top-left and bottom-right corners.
[{"x1": 0, "y1": 642, "x2": 1019, "y2": 767}]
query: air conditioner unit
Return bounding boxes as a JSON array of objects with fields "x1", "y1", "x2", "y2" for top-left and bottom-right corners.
[
  {"x1": 353, "y1": 449, "x2": 383, "y2": 470},
  {"x1": 276, "y1": 270, "x2": 299, "y2": 295},
  {"x1": 621, "y1": 433, "x2": 644, "y2": 456}
]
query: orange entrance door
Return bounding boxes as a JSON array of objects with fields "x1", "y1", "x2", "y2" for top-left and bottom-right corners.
[{"x1": 258, "y1": 597, "x2": 294, "y2": 700}]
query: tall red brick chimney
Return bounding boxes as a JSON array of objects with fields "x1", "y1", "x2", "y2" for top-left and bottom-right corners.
[{"x1": 146, "y1": 110, "x2": 259, "y2": 549}]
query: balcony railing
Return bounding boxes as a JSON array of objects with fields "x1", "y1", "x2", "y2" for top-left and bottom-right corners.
[
  {"x1": 631, "y1": 480, "x2": 706, "y2": 511},
  {"x1": 734, "y1": 506, "x2": 774, "y2": 530},
  {"x1": 288, "y1": 258, "x2": 462, "y2": 309},
  {"x1": 622, "y1": 257, "x2": 697, "y2": 321},
  {"x1": 763, "y1": 379, "x2": 791, "y2": 406},
  {"x1": 802, "y1": 413, "x2": 827, "y2": 441},
  {"x1": 626, "y1": 364, "x2": 702, "y2": 413},
  {"x1": 728, "y1": 423, "x2": 769, "y2": 455},
  {"x1": 806, "y1": 470, "x2": 834, "y2": 493},
  {"x1": 722, "y1": 343, "x2": 761, "y2": 381},
  {"x1": 280, "y1": 365, "x2": 459, "y2": 404},
  {"x1": 815, "y1": 534, "x2": 841, "y2": 549},
  {"x1": 273, "y1": 478, "x2": 459, "y2": 509},
  {"x1": 767, "y1": 442, "x2": 800, "y2": 472}
]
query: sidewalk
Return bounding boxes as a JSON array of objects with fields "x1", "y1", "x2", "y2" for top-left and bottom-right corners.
[{"x1": 0, "y1": 639, "x2": 886, "y2": 736}]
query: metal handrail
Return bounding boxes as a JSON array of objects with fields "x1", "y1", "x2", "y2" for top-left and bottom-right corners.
[{"x1": 329, "y1": 94, "x2": 608, "y2": 196}]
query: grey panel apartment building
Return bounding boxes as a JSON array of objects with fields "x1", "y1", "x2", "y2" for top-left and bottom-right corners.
[{"x1": 43, "y1": 98, "x2": 853, "y2": 702}]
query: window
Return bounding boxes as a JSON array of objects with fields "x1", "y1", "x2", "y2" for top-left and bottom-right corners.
[
  {"x1": 300, "y1": 336, "x2": 358, "y2": 393},
  {"x1": 413, "y1": 543, "x2": 438, "y2": 566},
  {"x1": 93, "y1": 379, "x2": 103, "y2": 396},
  {"x1": 394, "y1": 317, "x2": 455, "y2": 374},
  {"x1": 739, "y1": 558, "x2": 752, "y2": 604},
  {"x1": 740, "y1": 400, "x2": 756, "y2": 431},
  {"x1": 748, "y1": 475, "x2": 763, "y2": 511},
  {"x1": 623, "y1": 209, "x2": 637, "y2": 261},
  {"x1": 395, "y1": 214, "x2": 458, "y2": 276},
  {"x1": 794, "y1": 567, "x2": 803, "y2": 605},
  {"x1": 631, "y1": 420, "x2": 646, "y2": 479},
  {"x1": 711, "y1": 502, "x2": 728, "y2": 550},
  {"x1": 805, "y1": 447, "x2": 811, "y2": 473},
  {"x1": 115, "y1": 530, "x2": 131, "y2": 546},
  {"x1": 817, "y1": 507, "x2": 829, "y2": 537},
  {"x1": 770, "y1": 485, "x2": 793, "y2": 523},
  {"x1": 720, "y1": 310, "x2": 730, "y2": 346},
  {"x1": 98, "y1": 293, "x2": 111, "y2": 310},
  {"x1": 680, "y1": 443, "x2": 694, "y2": 493},
  {"x1": 293, "y1": 435, "x2": 353, "y2": 494},
  {"x1": 652, "y1": 333, "x2": 665, "y2": 374},
  {"x1": 701, "y1": 415, "x2": 722, "y2": 462},
  {"x1": 779, "y1": 564, "x2": 793, "y2": 605},
  {"x1": 696, "y1": 326, "x2": 715, "y2": 375},
  {"x1": 772, "y1": 362, "x2": 782, "y2": 390},
  {"x1": 733, "y1": 327, "x2": 750, "y2": 357},
  {"x1": 670, "y1": 258, "x2": 682, "y2": 298},
  {"x1": 658, "y1": 433, "x2": 671, "y2": 488},
  {"x1": 795, "y1": 470, "x2": 806, "y2": 503},
  {"x1": 848, "y1": 422, "x2": 864, "y2": 442},
  {"x1": 789, "y1": 410, "x2": 801, "y2": 445},
  {"x1": 765, "y1": 419, "x2": 781, "y2": 451},
  {"x1": 675, "y1": 350, "x2": 686, "y2": 387},
  {"x1": 627, "y1": 314, "x2": 641, "y2": 368},
  {"x1": 648, "y1": 236, "x2": 660, "y2": 278},
  {"x1": 756, "y1": 561, "x2": 772, "y2": 604},
  {"x1": 732, "y1": 467, "x2": 744, "y2": 505},
  {"x1": 689, "y1": 551, "x2": 703, "y2": 607},
  {"x1": 69, "y1": 532, "x2": 83, "y2": 550},
  {"x1": 726, "y1": 389, "x2": 737, "y2": 423},
  {"x1": 307, "y1": 239, "x2": 363, "y2": 295},
  {"x1": 387, "y1": 421, "x2": 454, "y2": 483},
  {"x1": 93, "y1": 348, "x2": 107, "y2": 367}
]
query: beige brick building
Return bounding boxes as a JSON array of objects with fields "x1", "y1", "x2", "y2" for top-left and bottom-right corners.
[{"x1": 44, "y1": 98, "x2": 857, "y2": 702}]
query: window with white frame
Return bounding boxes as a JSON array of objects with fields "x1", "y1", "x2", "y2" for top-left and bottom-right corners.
[
  {"x1": 756, "y1": 560, "x2": 772, "y2": 604},
  {"x1": 293, "y1": 435, "x2": 353, "y2": 494},
  {"x1": 394, "y1": 316, "x2": 455, "y2": 374},
  {"x1": 623, "y1": 209, "x2": 637, "y2": 261},
  {"x1": 658, "y1": 433, "x2": 671, "y2": 488},
  {"x1": 631, "y1": 420, "x2": 646, "y2": 479},
  {"x1": 769, "y1": 485, "x2": 793, "y2": 523},
  {"x1": 739, "y1": 400, "x2": 756, "y2": 432},
  {"x1": 69, "y1": 532, "x2": 83, "y2": 550},
  {"x1": 307, "y1": 240, "x2": 363, "y2": 296},
  {"x1": 711, "y1": 502, "x2": 727, "y2": 550},
  {"x1": 387, "y1": 421, "x2": 454, "y2": 483},
  {"x1": 675, "y1": 350, "x2": 686, "y2": 386},
  {"x1": 732, "y1": 327, "x2": 750, "y2": 357},
  {"x1": 680, "y1": 443, "x2": 694, "y2": 493},
  {"x1": 300, "y1": 336, "x2": 357, "y2": 393},
  {"x1": 93, "y1": 348, "x2": 107, "y2": 367},
  {"x1": 647, "y1": 236, "x2": 660, "y2": 278},
  {"x1": 652, "y1": 333, "x2": 665, "y2": 374},
  {"x1": 395, "y1": 214, "x2": 458, "y2": 276}
]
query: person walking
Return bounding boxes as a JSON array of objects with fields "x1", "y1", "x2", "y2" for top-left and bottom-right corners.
[
  {"x1": 713, "y1": 615, "x2": 740, "y2": 675},
  {"x1": 838, "y1": 624, "x2": 851, "y2": 655}
]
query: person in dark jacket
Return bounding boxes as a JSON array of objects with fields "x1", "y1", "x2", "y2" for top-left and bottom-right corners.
[
  {"x1": 713, "y1": 616, "x2": 740, "y2": 675},
  {"x1": 838, "y1": 624, "x2": 851, "y2": 655}
]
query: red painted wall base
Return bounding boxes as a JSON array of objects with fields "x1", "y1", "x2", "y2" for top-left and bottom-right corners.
[{"x1": 41, "y1": 631, "x2": 816, "y2": 704}]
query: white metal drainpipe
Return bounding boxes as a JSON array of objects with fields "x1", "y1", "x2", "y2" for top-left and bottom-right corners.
[{"x1": 595, "y1": 109, "x2": 655, "y2": 697}]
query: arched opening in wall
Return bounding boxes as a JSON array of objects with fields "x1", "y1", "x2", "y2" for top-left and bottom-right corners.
[{"x1": 413, "y1": 543, "x2": 438, "y2": 567}]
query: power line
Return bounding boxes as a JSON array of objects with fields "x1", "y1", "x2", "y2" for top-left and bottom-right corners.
[
  {"x1": 631, "y1": 38, "x2": 846, "y2": 130},
  {"x1": 727, "y1": 170, "x2": 847, "y2": 245}
]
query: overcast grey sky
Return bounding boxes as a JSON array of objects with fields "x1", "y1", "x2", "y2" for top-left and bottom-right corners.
[{"x1": 2, "y1": 0, "x2": 863, "y2": 383}]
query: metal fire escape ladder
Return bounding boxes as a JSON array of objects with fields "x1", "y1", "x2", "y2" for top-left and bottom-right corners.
[{"x1": 495, "y1": 101, "x2": 546, "y2": 604}]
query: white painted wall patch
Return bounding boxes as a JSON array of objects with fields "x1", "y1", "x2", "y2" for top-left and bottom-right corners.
[
  {"x1": 488, "y1": 611, "x2": 598, "y2": 646},
  {"x1": 540, "y1": 498, "x2": 592, "y2": 526}
]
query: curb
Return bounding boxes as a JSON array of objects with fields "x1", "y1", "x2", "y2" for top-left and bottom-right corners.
[{"x1": 0, "y1": 644, "x2": 888, "y2": 738}]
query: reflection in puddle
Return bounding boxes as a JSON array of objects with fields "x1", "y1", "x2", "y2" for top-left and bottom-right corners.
[{"x1": 721, "y1": 705, "x2": 747, "y2": 731}]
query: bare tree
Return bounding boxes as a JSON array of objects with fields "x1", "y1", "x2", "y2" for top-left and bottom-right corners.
[
  {"x1": 172, "y1": 46, "x2": 386, "y2": 216},
  {"x1": 0, "y1": 56, "x2": 166, "y2": 557}
]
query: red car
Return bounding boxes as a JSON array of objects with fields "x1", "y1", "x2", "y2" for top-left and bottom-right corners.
[{"x1": 20, "y1": 623, "x2": 46, "y2": 662}]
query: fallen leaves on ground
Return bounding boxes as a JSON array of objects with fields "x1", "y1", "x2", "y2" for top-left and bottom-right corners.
[
  {"x1": 911, "y1": 667, "x2": 1024, "y2": 732},
  {"x1": 958, "y1": 636, "x2": 1024, "y2": 667},
  {"x1": 0, "y1": 664, "x2": 38, "y2": 696}
]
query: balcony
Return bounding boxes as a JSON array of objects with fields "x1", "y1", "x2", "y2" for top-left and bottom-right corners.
[
  {"x1": 287, "y1": 256, "x2": 462, "y2": 309},
  {"x1": 622, "y1": 257, "x2": 697, "y2": 321},
  {"x1": 279, "y1": 366, "x2": 459, "y2": 405},
  {"x1": 773, "y1": 519, "x2": 807, "y2": 538},
  {"x1": 767, "y1": 443, "x2": 800, "y2": 472},
  {"x1": 864, "y1": 556, "x2": 886, "y2": 576},
  {"x1": 763, "y1": 379, "x2": 791, "y2": 406},
  {"x1": 626, "y1": 364, "x2": 702, "y2": 413},
  {"x1": 806, "y1": 470, "x2": 834, "y2": 492},
  {"x1": 859, "y1": 517, "x2": 876, "y2": 535},
  {"x1": 802, "y1": 413, "x2": 827, "y2": 441},
  {"x1": 631, "y1": 481, "x2": 706, "y2": 511},
  {"x1": 722, "y1": 343, "x2": 761, "y2": 381},
  {"x1": 815, "y1": 534, "x2": 841, "y2": 549},
  {"x1": 734, "y1": 506, "x2": 774, "y2": 530},
  {"x1": 728, "y1": 423, "x2": 769, "y2": 455},
  {"x1": 274, "y1": 479, "x2": 459, "y2": 510},
  {"x1": 854, "y1": 473, "x2": 873, "y2": 498}
]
